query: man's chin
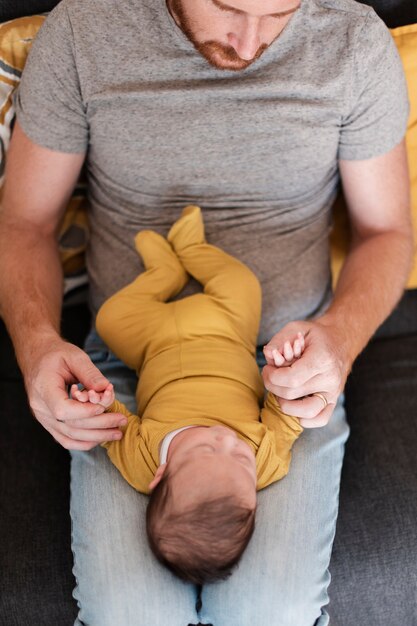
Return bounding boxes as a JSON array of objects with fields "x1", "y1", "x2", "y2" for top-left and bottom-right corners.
[
  {"x1": 205, "y1": 56, "x2": 251, "y2": 71},
  {"x1": 196, "y1": 41, "x2": 263, "y2": 72}
]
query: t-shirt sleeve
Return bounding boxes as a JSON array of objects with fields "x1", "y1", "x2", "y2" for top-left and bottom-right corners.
[
  {"x1": 14, "y1": 1, "x2": 88, "y2": 153},
  {"x1": 338, "y1": 9, "x2": 409, "y2": 161}
]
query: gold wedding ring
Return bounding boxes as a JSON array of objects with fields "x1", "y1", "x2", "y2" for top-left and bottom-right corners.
[{"x1": 311, "y1": 392, "x2": 328, "y2": 410}]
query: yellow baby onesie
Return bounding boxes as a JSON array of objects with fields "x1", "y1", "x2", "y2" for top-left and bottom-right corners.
[{"x1": 97, "y1": 206, "x2": 302, "y2": 494}]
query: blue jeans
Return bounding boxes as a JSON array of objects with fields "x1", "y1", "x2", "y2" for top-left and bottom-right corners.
[{"x1": 71, "y1": 329, "x2": 349, "y2": 626}]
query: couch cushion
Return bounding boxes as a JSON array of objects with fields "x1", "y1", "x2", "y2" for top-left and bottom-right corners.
[
  {"x1": 331, "y1": 23, "x2": 417, "y2": 289},
  {"x1": 364, "y1": 0, "x2": 417, "y2": 28},
  {"x1": 0, "y1": 1, "x2": 59, "y2": 23},
  {"x1": 329, "y1": 293, "x2": 417, "y2": 625}
]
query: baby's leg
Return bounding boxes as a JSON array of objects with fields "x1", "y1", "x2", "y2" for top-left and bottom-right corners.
[
  {"x1": 264, "y1": 332, "x2": 305, "y2": 367},
  {"x1": 133, "y1": 230, "x2": 188, "y2": 302},
  {"x1": 168, "y1": 206, "x2": 261, "y2": 329},
  {"x1": 96, "y1": 232, "x2": 187, "y2": 370}
]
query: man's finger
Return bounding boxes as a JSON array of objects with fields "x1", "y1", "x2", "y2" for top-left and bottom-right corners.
[
  {"x1": 263, "y1": 366, "x2": 324, "y2": 400},
  {"x1": 299, "y1": 406, "x2": 334, "y2": 428},
  {"x1": 59, "y1": 424, "x2": 124, "y2": 442},
  {"x1": 263, "y1": 358, "x2": 322, "y2": 389},
  {"x1": 277, "y1": 395, "x2": 335, "y2": 420},
  {"x1": 67, "y1": 353, "x2": 110, "y2": 392},
  {"x1": 48, "y1": 394, "x2": 110, "y2": 422},
  {"x1": 60, "y1": 413, "x2": 128, "y2": 430},
  {"x1": 47, "y1": 425, "x2": 101, "y2": 451}
]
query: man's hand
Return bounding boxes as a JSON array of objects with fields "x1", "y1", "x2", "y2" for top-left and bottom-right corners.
[
  {"x1": 24, "y1": 336, "x2": 127, "y2": 450},
  {"x1": 262, "y1": 319, "x2": 351, "y2": 428}
]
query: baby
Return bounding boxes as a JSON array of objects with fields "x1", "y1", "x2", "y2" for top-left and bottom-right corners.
[{"x1": 71, "y1": 206, "x2": 303, "y2": 584}]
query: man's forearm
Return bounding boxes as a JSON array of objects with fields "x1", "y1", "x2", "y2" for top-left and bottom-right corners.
[
  {"x1": 0, "y1": 122, "x2": 87, "y2": 375},
  {"x1": 320, "y1": 228, "x2": 413, "y2": 365},
  {"x1": 262, "y1": 228, "x2": 413, "y2": 429},
  {"x1": 0, "y1": 221, "x2": 64, "y2": 374},
  {"x1": 0, "y1": 129, "x2": 122, "y2": 448}
]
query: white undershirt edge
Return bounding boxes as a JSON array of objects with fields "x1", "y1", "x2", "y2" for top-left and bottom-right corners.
[{"x1": 159, "y1": 426, "x2": 198, "y2": 465}]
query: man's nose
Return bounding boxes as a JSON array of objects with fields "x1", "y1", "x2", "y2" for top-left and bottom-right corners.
[{"x1": 227, "y1": 17, "x2": 262, "y2": 61}]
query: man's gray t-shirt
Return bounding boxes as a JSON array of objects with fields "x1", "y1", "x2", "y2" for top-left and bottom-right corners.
[{"x1": 15, "y1": 0, "x2": 409, "y2": 345}]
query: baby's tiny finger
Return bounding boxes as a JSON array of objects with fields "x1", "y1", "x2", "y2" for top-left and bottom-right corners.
[
  {"x1": 88, "y1": 389, "x2": 101, "y2": 404},
  {"x1": 72, "y1": 386, "x2": 89, "y2": 402},
  {"x1": 293, "y1": 339, "x2": 301, "y2": 358},
  {"x1": 283, "y1": 341, "x2": 294, "y2": 362},
  {"x1": 263, "y1": 346, "x2": 276, "y2": 366},
  {"x1": 70, "y1": 384, "x2": 80, "y2": 398},
  {"x1": 101, "y1": 388, "x2": 114, "y2": 408},
  {"x1": 272, "y1": 348, "x2": 285, "y2": 366}
]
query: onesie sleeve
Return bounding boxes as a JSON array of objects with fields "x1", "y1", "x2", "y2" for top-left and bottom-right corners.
[
  {"x1": 338, "y1": 9, "x2": 409, "y2": 161},
  {"x1": 14, "y1": 1, "x2": 88, "y2": 153},
  {"x1": 256, "y1": 392, "x2": 303, "y2": 490},
  {"x1": 100, "y1": 399, "x2": 153, "y2": 494}
]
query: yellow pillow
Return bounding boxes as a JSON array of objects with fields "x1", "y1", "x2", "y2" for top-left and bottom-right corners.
[
  {"x1": 0, "y1": 16, "x2": 46, "y2": 185},
  {"x1": 0, "y1": 15, "x2": 88, "y2": 284},
  {"x1": 331, "y1": 24, "x2": 417, "y2": 289}
]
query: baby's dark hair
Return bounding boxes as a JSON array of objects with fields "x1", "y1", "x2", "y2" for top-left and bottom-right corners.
[{"x1": 146, "y1": 471, "x2": 256, "y2": 585}]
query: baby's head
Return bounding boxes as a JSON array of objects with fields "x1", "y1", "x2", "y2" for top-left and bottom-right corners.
[{"x1": 146, "y1": 425, "x2": 257, "y2": 584}]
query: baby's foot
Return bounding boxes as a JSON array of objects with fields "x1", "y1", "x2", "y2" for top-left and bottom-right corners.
[
  {"x1": 264, "y1": 332, "x2": 305, "y2": 367},
  {"x1": 70, "y1": 383, "x2": 115, "y2": 409},
  {"x1": 167, "y1": 205, "x2": 205, "y2": 251},
  {"x1": 134, "y1": 229, "x2": 188, "y2": 292},
  {"x1": 135, "y1": 230, "x2": 179, "y2": 268}
]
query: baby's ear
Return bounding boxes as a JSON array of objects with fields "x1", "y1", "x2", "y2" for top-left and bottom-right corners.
[{"x1": 149, "y1": 463, "x2": 167, "y2": 490}]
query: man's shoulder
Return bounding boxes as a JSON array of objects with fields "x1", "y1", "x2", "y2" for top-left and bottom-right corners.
[
  {"x1": 309, "y1": 0, "x2": 373, "y2": 18},
  {"x1": 40, "y1": 0, "x2": 145, "y2": 50},
  {"x1": 46, "y1": 0, "x2": 121, "y2": 25},
  {"x1": 303, "y1": 0, "x2": 388, "y2": 52},
  {"x1": 56, "y1": 0, "x2": 116, "y2": 13}
]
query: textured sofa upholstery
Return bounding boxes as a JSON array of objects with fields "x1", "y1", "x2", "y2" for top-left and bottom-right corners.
[
  {"x1": 328, "y1": 291, "x2": 417, "y2": 626},
  {"x1": 1, "y1": 1, "x2": 416, "y2": 624}
]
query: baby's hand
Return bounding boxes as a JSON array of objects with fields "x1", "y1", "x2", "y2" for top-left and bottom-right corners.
[
  {"x1": 70, "y1": 382, "x2": 115, "y2": 409},
  {"x1": 263, "y1": 332, "x2": 305, "y2": 367}
]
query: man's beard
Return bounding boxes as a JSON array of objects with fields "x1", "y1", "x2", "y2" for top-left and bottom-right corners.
[
  {"x1": 193, "y1": 39, "x2": 268, "y2": 71},
  {"x1": 168, "y1": 0, "x2": 268, "y2": 71}
]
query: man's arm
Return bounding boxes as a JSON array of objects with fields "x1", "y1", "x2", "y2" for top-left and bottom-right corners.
[
  {"x1": 263, "y1": 139, "x2": 413, "y2": 428},
  {"x1": 0, "y1": 122, "x2": 126, "y2": 449}
]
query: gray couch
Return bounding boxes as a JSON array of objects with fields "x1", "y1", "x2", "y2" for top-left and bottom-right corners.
[{"x1": 1, "y1": 1, "x2": 416, "y2": 624}]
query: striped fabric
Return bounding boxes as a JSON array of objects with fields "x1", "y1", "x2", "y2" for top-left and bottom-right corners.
[
  {"x1": 0, "y1": 15, "x2": 46, "y2": 185},
  {"x1": 0, "y1": 15, "x2": 88, "y2": 290}
]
